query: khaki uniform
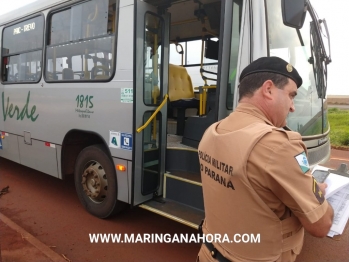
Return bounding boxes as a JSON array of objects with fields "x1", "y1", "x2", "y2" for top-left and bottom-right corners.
[{"x1": 197, "y1": 103, "x2": 329, "y2": 262}]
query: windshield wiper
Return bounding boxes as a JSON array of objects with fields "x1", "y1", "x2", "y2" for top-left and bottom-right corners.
[{"x1": 307, "y1": 1, "x2": 331, "y2": 98}]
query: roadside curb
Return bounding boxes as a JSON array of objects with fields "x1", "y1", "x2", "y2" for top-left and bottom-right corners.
[
  {"x1": 0, "y1": 213, "x2": 66, "y2": 262},
  {"x1": 331, "y1": 145, "x2": 349, "y2": 151}
]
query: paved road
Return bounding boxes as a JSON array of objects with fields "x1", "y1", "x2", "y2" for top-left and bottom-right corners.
[{"x1": 0, "y1": 149, "x2": 348, "y2": 262}]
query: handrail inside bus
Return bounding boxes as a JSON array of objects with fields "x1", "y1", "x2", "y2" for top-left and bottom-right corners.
[
  {"x1": 137, "y1": 94, "x2": 169, "y2": 133},
  {"x1": 194, "y1": 85, "x2": 216, "y2": 116}
]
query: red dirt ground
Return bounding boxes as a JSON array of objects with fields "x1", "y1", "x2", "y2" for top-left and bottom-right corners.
[{"x1": 0, "y1": 149, "x2": 348, "y2": 262}]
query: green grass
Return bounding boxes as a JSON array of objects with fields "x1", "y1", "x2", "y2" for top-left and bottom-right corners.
[{"x1": 328, "y1": 108, "x2": 349, "y2": 148}]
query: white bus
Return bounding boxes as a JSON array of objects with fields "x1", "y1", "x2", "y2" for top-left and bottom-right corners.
[{"x1": 0, "y1": 0, "x2": 331, "y2": 228}]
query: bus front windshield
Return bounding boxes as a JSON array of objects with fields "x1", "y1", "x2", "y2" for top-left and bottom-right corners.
[{"x1": 266, "y1": 1, "x2": 329, "y2": 136}]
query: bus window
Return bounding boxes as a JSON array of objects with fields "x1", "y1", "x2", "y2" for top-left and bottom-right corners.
[
  {"x1": 45, "y1": 0, "x2": 117, "y2": 82},
  {"x1": 169, "y1": 43, "x2": 186, "y2": 66},
  {"x1": 1, "y1": 16, "x2": 44, "y2": 83},
  {"x1": 169, "y1": 39, "x2": 218, "y2": 88},
  {"x1": 143, "y1": 12, "x2": 163, "y2": 106}
]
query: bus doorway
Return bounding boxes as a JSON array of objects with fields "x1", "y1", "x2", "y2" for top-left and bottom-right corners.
[
  {"x1": 134, "y1": 0, "x2": 232, "y2": 228},
  {"x1": 133, "y1": 0, "x2": 170, "y2": 205}
]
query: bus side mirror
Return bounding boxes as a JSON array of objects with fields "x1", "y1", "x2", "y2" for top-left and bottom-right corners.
[{"x1": 281, "y1": 0, "x2": 307, "y2": 29}]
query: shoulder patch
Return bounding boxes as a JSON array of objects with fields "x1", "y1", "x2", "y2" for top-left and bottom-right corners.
[
  {"x1": 294, "y1": 152, "x2": 310, "y2": 173},
  {"x1": 312, "y1": 177, "x2": 325, "y2": 204}
]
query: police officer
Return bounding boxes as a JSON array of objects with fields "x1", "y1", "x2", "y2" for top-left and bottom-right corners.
[{"x1": 197, "y1": 57, "x2": 333, "y2": 262}]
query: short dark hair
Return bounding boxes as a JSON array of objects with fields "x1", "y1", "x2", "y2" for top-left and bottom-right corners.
[{"x1": 238, "y1": 72, "x2": 289, "y2": 100}]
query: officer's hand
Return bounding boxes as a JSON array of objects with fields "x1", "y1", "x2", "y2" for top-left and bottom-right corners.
[{"x1": 318, "y1": 183, "x2": 328, "y2": 197}]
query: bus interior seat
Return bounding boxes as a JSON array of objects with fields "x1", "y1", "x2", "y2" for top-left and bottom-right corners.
[
  {"x1": 62, "y1": 68, "x2": 74, "y2": 80},
  {"x1": 168, "y1": 64, "x2": 199, "y2": 136}
]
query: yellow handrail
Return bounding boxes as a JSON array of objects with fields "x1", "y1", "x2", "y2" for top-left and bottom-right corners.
[
  {"x1": 137, "y1": 94, "x2": 168, "y2": 133},
  {"x1": 194, "y1": 86, "x2": 217, "y2": 115},
  {"x1": 194, "y1": 86, "x2": 217, "y2": 90}
]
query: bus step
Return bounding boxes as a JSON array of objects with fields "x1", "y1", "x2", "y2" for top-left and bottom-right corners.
[
  {"x1": 164, "y1": 171, "x2": 203, "y2": 211},
  {"x1": 139, "y1": 198, "x2": 204, "y2": 229}
]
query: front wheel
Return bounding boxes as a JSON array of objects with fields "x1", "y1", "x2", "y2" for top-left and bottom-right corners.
[{"x1": 74, "y1": 144, "x2": 126, "y2": 218}]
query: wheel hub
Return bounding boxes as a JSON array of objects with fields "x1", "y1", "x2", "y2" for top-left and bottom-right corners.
[{"x1": 81, "y1": 161, "x2": 108, "y2": 203}]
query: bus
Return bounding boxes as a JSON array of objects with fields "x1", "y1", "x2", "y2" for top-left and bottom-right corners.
[{"x1": 0, "y1": 0, "x2": 331, "y2": 228}]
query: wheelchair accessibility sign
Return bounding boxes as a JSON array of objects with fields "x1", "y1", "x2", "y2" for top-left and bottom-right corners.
[{"x1": 121, "y1": 133, "x2": 132, "y2": 150}]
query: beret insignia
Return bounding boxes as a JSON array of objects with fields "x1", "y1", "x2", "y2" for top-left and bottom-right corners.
[{"x1": 286, "y1": 64, "x2": 293, "y2": 72}]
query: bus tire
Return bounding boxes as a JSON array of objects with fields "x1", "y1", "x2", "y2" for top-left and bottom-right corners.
[{"x1": 74, "y1": 144, "x2": 126, "y2": 218}]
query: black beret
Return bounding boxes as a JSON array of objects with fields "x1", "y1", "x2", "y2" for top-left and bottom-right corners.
[{"x1": 239, "y1": 57, "x2": 303, "y2": 88}]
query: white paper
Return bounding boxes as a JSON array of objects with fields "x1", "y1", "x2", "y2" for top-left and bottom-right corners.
[
  {"x1": 327, "y1": 230, "x2": 336, "y2": 237},
  {"x1": 324, "y1": 173, "x2": 349, "y2": 199},
  {"x1": 311, "y1": 165, "x2": 349, "y2": 199},
  {"x1": 312, "y1": 166, "x2": 349, "y2": 237},
  {"x1": 327, "y1": 184, "x2": 349, "y2": 236}
]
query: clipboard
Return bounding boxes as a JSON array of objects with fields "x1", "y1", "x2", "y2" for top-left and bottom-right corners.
[{"x1": 328, "y1": 164, "x2": 349, "y2": 178}]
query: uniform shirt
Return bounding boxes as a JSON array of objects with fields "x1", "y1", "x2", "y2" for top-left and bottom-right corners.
[{"x1": 216, "y1": 102, "x2": 328, "y2": 223}]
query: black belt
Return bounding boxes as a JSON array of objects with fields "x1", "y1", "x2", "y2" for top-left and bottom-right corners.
[
  {"x1": 198, "y1": 220, "x2": 230, "y2": 262},
  {"x1": 203, "y1": 242, "x2": 231, "y2": 262}
]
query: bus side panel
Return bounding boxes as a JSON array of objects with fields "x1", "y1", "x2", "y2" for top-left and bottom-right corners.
[
  {"x1": 127, "y1": 160, "x2": 132, "y2": 204},
  {"x1": 117, "y1": 1, "x2": 134, "y2": 71},
  {"x1": 0, "y1": 1, "x2": 136, "y2": 178},
  {"x1": 0, "y1": 95, "x2": 3, "y2": 133},
  {"x1": 56, "y1": 144, "x2": 62, "y2": 179},
  {"x1": 112, "y1": 157, "x2": 129, "y2": 203},
  {"x1": 0, "y1": 133, "x2": 20, "y2": 163},
  {"x1": 18, "y1": 137, "x2": 59, "y2": 178}
]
